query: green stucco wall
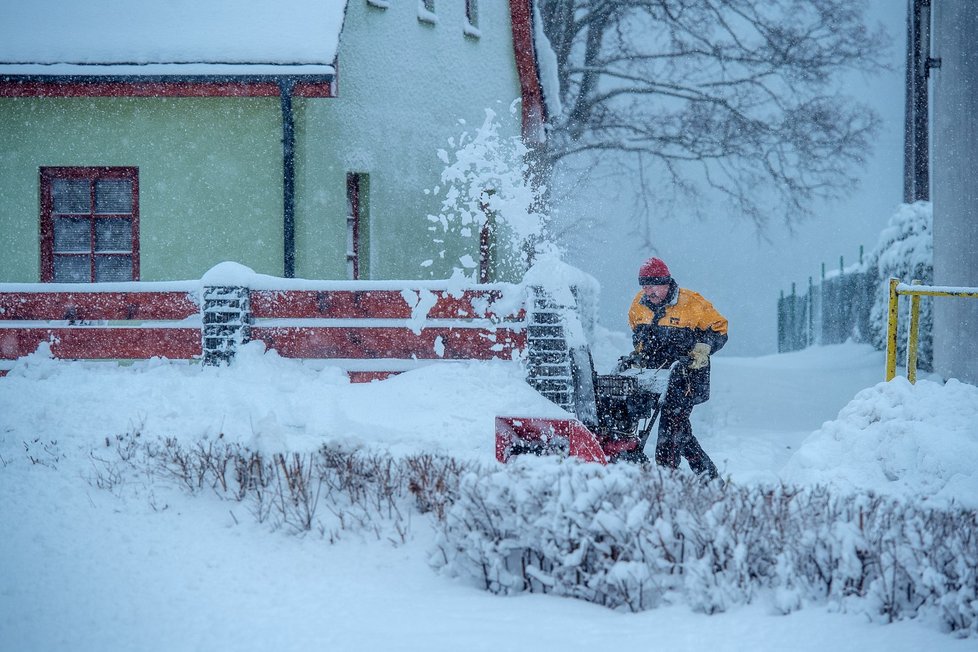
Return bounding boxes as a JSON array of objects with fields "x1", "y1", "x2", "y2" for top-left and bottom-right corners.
[
  {"x1": 0, "y1": 96, "x2": 283, "y2": 281},
  {"x1": 0, "y1": 2, "x2": 526, "y2": 283}
]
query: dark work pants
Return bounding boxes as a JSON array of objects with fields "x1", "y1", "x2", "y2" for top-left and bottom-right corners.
[
  {"x1": 624, "y1": 367, "x2": 720, "y2": 479},
  {"x1": 654, "y1": 402, "x2": 719, "y2": 480}
]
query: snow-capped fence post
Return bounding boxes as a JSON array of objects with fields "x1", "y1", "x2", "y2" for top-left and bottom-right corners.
[
  {"x1": 521, "y1": 260, "x2": 600, "y2": 414},
  {"x1": 201, "y1": 285, "x2": 251, "y2": 366},
  {"x1": 524, "y1": 285, "x2": 575, "y2": 411}
]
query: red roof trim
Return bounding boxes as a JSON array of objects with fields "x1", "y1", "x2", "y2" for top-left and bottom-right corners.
[
  {"x1": 509, "y1": 0, "x2": 547, "y2": 143},
  {"x1": 0, "y1": 79, "x2": 332, "y2": 98}
]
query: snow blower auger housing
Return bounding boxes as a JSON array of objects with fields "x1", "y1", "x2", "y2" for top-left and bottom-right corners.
[{"x1": 496, "y1": 353, "x2": 685, "y2": 465}]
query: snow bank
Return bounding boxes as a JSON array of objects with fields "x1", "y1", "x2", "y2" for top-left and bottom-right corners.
[
  {"x1": 783, "y1": 377, "x2": 978, "y2": 507},
  {"x1": 0, "y1": 341, "x2": 565, "y2": 461}
]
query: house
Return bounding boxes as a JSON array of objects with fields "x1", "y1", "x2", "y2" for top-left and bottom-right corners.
[
  {"x1": 0, "y1": 0, "x2": 546, "y2": 285},
  {"x1": 907, "y1": 0, "x2": 978, "y2": 384}
]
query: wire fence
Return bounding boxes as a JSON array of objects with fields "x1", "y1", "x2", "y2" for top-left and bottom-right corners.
[{"x1": 777, "y1": 251, "x2": 875, "y2": 353}]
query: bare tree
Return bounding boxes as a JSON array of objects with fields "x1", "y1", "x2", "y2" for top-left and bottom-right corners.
[{"x1": 536, "y1": 0, "x2": 889, "y2": 235}]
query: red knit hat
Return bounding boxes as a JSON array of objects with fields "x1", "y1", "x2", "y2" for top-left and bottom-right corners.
[{"x1": 638, "y1": 257, "x2": 671, "y2": 286}]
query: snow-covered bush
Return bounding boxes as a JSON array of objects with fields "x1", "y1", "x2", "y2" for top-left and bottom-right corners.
[
  {"x1": 89, "y1": 432, "x2": 471, "y2": 543},
  {"x1": 433, "y1": 459, "x2": 978, "y2": 635},
  {"x1": 89, "y1": 430, "x2": 978, "y2": 636},
  {"x1": 425, "y1": 106, "x2": 548, "y2": 282},
  {"x1": 865, "y1": 202, "x2": 933, "y2": 369}
]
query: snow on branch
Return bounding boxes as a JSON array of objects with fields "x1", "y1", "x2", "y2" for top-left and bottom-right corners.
[{"x1": 433, "y1": 459, "x2": 978, "y2": 634}]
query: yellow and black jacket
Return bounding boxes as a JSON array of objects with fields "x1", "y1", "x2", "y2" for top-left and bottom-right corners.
[{"x1": 628, "y1": 281, "x2": 728, "y2": 405}]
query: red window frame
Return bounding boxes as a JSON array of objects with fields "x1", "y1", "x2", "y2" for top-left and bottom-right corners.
[
  {"x1": 479, "y1": 195, "x2": 495, "y2": 283},
  {"x1": 346, "y1": 173, "x2": 362, "y2": 280},
  {"x1": 39, "y1": 167, "x2": 140, "y2": 283}
]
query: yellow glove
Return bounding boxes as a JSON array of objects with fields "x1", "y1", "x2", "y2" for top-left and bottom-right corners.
[{"x1": 689, "y1": 343, "x2": 711, "y2": 370}]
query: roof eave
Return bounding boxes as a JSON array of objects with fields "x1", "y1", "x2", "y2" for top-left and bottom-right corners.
[{"x1": 0, "y1": 73, "x2": 335, "y2": 98}]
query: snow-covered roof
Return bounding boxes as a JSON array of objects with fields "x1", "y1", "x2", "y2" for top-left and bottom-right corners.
[{"x1": 0, "y1": 0, "x2": 348, "y2": 77}]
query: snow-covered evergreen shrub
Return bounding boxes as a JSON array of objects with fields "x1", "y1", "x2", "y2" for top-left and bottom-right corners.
[
  {"x1": 432, "y1": 459, "x2": 978, "y2": 635},
  {"x1": 865, "y1": 202, "x2": 933, "y2": 370}
]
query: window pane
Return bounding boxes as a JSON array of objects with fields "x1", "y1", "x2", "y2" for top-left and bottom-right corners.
[
  {"x1": 95, "y1": 218, "x2": 132, "y2": 252},
  {"x1": 95, "y1": 256, "x2": 133, "y2": 282},
  {"x1": 95, "y1": 179, "x2": 133, "y2": 214},
  {"x1": 52, "y1": 179, "x2": 91, "y2": 213},
  {"x1": 53, "y1": 217, "x2": 91, "y2": 252},
  {"x1": 53, "y1": 255, "x2": 90, "y2": 282}
]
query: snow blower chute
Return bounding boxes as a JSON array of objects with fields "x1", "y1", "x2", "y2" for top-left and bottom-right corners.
[{"x1": 496, "y1": 350, "x2": 687, "y2": 465}]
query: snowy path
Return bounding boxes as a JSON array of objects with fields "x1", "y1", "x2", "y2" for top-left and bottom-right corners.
[{"x1": 701, "y1": 344, "x2": 887, "y2": 483}]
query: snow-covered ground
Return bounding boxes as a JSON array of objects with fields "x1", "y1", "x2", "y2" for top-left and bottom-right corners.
[{"x1": 2, "y1": 337, "x2": 976, "y2": 651}]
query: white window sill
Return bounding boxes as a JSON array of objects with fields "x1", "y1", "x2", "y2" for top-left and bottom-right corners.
[{"x1": 417, "y1": 2, "x2": 438, "y2": 25}]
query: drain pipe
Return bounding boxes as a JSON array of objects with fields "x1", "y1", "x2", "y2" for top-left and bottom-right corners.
[{"x1": 279, "y1": 78, "x2": 296, "y2": 277}]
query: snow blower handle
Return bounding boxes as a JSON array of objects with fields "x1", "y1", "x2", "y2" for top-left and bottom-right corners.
[
  {"x1": 614, "y1": 353, "x2": 643, "y2": 373},
  {"x1": 636, "y1": 357, "x2": 689, "y2": 452}
]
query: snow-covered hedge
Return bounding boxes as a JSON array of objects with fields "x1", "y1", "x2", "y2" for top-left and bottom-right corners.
[
  {"x1": 87, "y1": 432, "x2": 977, "y2": 636},
  {"x1": 865, "y1": 202, "x2": 933, "y2": 369},
  {"x1": 433, "y1": 459, "x2": 978, "y2": 635}
]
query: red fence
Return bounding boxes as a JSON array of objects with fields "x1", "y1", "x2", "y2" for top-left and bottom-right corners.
[{"x1": 0, "y1": 283, "x2": 527, "y2": 381}]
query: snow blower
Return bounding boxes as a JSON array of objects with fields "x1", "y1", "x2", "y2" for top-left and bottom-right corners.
[{"x1": 496, "y1": 353, "x2": 687, "y2": 465}]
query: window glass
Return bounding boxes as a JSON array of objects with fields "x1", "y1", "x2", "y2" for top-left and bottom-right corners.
[
  {"x1": 95, "y1": 256, "x2": 133, "y2": 282},
  {"x1": 53, "y1": 217, "x2": 91, "y2": 252},
  {"x1": 53, "y1": 256, "x2": 89, "y2": 282},
  {"x1": 95, "y1": 218, "x2": 133, "y2": 252},
  {"x1": 95, "y1": 179, "x2": 133, "y2": 213},
  {"x1": 52, "y1": 179, "x2": 90, "y2": 213}
]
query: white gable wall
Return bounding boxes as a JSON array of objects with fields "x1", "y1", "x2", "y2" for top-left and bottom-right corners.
[{"x1": 293, "y1": 1, "x2": 525, "y2": 281}]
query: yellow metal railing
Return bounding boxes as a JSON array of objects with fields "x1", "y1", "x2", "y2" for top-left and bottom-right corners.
[{"x1": 885, "y1": 277, "x2": 978, "y2": 382}]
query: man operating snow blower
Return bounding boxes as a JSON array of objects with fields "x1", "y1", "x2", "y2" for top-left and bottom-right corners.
[{"x1": 622, "y1": 257, "x2": 728, "y2": 480}]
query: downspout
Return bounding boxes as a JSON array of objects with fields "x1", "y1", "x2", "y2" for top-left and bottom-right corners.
[
  {"x1": 905, "y1": 0, "x2": 935, "y2": 203},
  {"x1": 279, "y1": 78, "x2": 296, "y2": 277}
]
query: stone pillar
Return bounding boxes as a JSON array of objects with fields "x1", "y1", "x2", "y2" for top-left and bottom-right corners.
[
  {"x1": 202, "y1": 286, "x2": 251, "y2": 365},
  {"x1": 524, "y1": 285, "x2": 575, "y2": 412}
]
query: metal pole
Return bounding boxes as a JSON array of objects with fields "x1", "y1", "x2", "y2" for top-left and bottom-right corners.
[
  {"x1": 907, "y1": 279, "x2": 922, "y2": 383},
  {"x1": 885, "y1": 278, "x2": 900, "y2": 381},
  {"x1": 808, "y1": 276, "x2": 814, "y2": 346}
]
